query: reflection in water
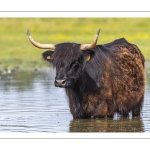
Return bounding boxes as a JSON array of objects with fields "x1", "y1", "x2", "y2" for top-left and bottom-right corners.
[
  {"x1": 0, "y1": 65, "x2": 149, "y2": 132},
  {"x1": 69, "y1": 117, "x2": 144, "y2": 132}
]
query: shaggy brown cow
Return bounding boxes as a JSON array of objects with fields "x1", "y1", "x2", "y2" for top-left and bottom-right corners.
[{"x1": 27, "y1": 29, "x2": 145, "y2": 119}]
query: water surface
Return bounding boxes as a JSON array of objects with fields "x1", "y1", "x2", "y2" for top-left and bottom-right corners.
[{"x1": 0, "y1": 66, "x2": 149, "y2": 133}]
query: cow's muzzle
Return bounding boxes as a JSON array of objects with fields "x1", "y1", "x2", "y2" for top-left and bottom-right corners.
[{"x1": 55, "y1": 79, "x2": 66, "y2": 87}]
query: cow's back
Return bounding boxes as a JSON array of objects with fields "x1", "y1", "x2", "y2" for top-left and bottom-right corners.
[
  {"x1": 95, "y1": 38, "x2": 145, "y2": 116},
  {"x1": 81, "y1": 38, "x2": 145, "y2": 118}
]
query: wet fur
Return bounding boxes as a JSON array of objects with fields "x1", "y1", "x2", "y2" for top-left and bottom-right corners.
[{"x1": 43, "y1": 38, "x2": 145, "y2": 119}]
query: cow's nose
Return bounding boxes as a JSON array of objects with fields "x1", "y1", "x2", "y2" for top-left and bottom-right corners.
[{"x1": 55, "y1": 79, "x2": 66, "y2": 87}]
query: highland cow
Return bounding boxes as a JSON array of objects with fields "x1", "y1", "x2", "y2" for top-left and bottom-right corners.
[{"x1": 27, "y1": 29, "x2": 145, "y2": 119}]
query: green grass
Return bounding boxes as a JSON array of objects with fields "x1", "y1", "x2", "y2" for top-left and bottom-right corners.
[{"x1": 0, "y1": 18, "x2": 150, "y2": 70}]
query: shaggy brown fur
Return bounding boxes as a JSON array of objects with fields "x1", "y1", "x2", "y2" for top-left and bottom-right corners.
[
  {"x1": 43, "y1": 38, "x2": 145, "y2": 119},
  {"x1": 80, "y1": 43, "x2": 145, "y2": 118}
]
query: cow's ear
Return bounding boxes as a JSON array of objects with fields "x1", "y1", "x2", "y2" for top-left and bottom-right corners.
[
  {"x1": 83, "y1": 50, "x2": 100, "y2": 87},
  {"x1": 83, "y1": 50, "x2": 94, "y2": 62},
  {"x1": 86, "y1": 54, "x2": 91, "y2": 62},
  {"x1": 42, "y1": 50, "x2": 54, "y2": 62}
]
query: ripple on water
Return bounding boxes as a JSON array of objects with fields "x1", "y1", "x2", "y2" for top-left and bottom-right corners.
[{"x1": 0, "y1": 69, "x2": 149, "y2": 132}]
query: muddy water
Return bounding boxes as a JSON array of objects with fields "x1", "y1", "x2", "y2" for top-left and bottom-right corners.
[{"x1": 0, "y1": 66, "x2": 149, "y2": 133}]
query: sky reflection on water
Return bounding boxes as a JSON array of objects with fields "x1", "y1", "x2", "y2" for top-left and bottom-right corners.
[{"x1": 0, "y1": 66, "x2": 149, "y2": 133}]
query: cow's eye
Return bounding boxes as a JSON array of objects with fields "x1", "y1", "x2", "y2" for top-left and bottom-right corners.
[
  {"x1": 73, "y1": 64, "x2": 79, "y2": 72},
  {"x1": 69, "y1": 62, "x2": 79, "y2": 70},
  {"x1": 74, "y1": 63, "x2": 79, "y2": 68}
]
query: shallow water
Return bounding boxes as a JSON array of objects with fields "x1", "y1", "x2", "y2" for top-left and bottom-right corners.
[{"x1": 0, "y1": 66, "x2": 149, "y2": 133}]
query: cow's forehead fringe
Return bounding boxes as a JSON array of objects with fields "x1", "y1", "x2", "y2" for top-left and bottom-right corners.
[{"x1": 51, "y1": 42, "x2": 83, "y2": 66}]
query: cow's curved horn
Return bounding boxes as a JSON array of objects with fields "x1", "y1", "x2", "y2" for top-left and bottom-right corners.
[
  {"x1": 80, "y1": 29, "x2": 100, "y2": 50},
  {"x1": 27, "y1": 29, "x2": 55, "y2": 50}
]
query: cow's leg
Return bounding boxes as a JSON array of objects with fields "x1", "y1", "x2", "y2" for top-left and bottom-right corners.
[
  {"x1": 93, "y1": 101, "x2": 108, "y2": 118},
  {"x1": 132, "y1": 106, "x2": 141, "y2": 117},
  {"x1": 132, "y1": 95, "x2": 144, "y2": 117}
]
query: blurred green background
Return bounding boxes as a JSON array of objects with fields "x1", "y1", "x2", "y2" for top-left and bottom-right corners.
[{"x1": 0, "y1": 18, "x2": 150, "y2": 70}]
